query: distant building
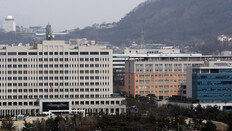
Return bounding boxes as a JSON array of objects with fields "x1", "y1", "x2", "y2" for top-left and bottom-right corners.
[
  {"x1": 221, "y1": 51, "x2": 232, "y2": 56},
  {"x1": 218, "y1": 35, "x2": 232, "y2": 42},
  {"x1": 69, "y1": 38, "x2": 95, "y2": 45},
  {"x1": 2, "y1": 16, "x2": 16, "y2": 32},
  {"x1": 123, "y1": 47, "x2": 180, "y2": 54},
  {"x1": 187, "y1": 62, "x2": 232, "y2": 103},
  {"x1": 29, "y1": 26, "x2": 46, "y2": 33},
  {"x1": 113, "y1": 47, "x2": 181, "y2": 88}
]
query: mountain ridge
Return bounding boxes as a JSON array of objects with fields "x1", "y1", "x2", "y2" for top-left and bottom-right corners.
[{"x1": 61, "y1": 0, "x2": 232, "y2": 44}]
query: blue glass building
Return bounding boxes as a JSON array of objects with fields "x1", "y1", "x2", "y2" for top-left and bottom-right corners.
[{"x1": 187, "y1": 67, "x2": 232, "y2": 103}]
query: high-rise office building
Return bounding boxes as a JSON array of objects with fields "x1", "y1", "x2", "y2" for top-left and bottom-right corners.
[{"x1": 0, "y1": 40, "x2": 126, "y2": 116}]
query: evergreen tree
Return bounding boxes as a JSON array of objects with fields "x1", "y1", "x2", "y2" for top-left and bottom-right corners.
[{"x1": 1, "y1": 116, "x2": 14, "y2": 131}]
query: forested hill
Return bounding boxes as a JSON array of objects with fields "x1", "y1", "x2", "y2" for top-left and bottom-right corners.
[{"x1": 69, "y1": 0, "x2": 232, "y2": 44}]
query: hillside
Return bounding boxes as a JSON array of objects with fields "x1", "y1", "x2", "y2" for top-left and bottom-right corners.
[{"x1": 68, "y1": 0, "x2": 232, "y2": 44}]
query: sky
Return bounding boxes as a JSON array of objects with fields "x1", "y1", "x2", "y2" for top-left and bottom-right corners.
[{"x1": 0, "y1": 0, "x2": 146, "y2": 31}]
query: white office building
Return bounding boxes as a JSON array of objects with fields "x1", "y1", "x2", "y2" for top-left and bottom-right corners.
[{"x1": 0, "y1": 40, "x2": 126, "y2": 116}]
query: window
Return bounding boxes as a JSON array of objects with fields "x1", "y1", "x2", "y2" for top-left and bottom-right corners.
[
  {"x1": 90, "y1": 52, "x2": 99, "y2": 55},
  {"x1": 0, "y1": 52, "x2": 6, "y2": 55},
  {"x1": 70, "y1": 52, "x2": 78, "y2": 55},
  {"x1": 8, "y1": 52, "x2": 17, "y2": 55},
  {"x1": 23, "y1": 58, "x2": 27, "y2": 62},
  {"x1": 100, "y1": 52, "x2": 109, "y2": 55},
  {"x1": 29, "y1": 52, "x2": 37, "y2": 55},
  {"x1": 95, "y1": 58, "x2": 99, "y2": 61},
  {"x1": 18, "y1": 52, "x2": 27, "y2": 55},
  {"x1": 80, "y1": 52, "x2": 89, "y2": 55},
  {"x1": 18, "y1": 58, "x2": 22, "y2": 62}
]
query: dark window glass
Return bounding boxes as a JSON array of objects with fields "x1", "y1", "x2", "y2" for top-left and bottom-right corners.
[
  {"x1": 80, "y1": 52, "x2": 89, "y2": 55},
  {"x1": 90, "y1": 52, "x2": 99, "y2": 55},
  {"x1": 18, "y1": 58, "x2": 22, "y2": 62},
  {"x1": 29, "y1": 52, "x2": 37, "y2": 55},
  {"x1": 100, "y1": 52, "x2": 109, "y2": 55},
  {"x1": 65, "y1": 52, "x2": 68, "y2": 55},
  {"x1": 54, "y1": 52, "x2": 58, "y2": 55},
  {"x1": 70, "y1": 52, "x2": 78, "y2": 55},
  {"x1": 8, "y1": 52, "x2": 17, "y2": 55},
  {"x1": 0, "y1": 52, "x2": 6, "y2": 55},
  {"x1": 44, "y1": 52, "x2": 48, "y2": 55},
  {"x1": 60, "y1": 52, "x2": 63, "y2": 55},
  {"x1": 18, "y1": 52, "x2": 27, "y2": 55},
  {"x1": 39, "y1": 52, "x2": 43, "y2": 55},
  {"x1": 49, "y1": 52, "x2": 53, "y2": 55}
]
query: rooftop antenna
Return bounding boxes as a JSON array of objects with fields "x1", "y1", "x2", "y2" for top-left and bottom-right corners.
[
  {"x1": 141, "y1": 27, "x2": 145, "y2": 45},
  {"x1": 45, "y1": 23, "x2": 54, "y2": 40}
]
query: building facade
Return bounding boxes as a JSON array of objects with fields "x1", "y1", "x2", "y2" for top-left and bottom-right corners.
[
  {"x1": 187, "y1": 65, "x2": 232, "y2": 103},
  {"x1": 0, "y1": 40, "x2": 126, "y2": 116},
  {"x1": 124, "y1": 55, "x2": 232, "y2": 100}
]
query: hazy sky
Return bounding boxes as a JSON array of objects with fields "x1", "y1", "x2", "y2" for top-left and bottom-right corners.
[{"x1": 0, "y1": 0, "x2": 146, "y2": 31}]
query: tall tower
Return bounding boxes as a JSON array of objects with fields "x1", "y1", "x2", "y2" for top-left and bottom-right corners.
[
  {"x1": 45, "y1": 24, "x2": 54, "y2": 40},
  {"x1": 2, "y1": 16, "x2": 16, "y2": 32},
  {"x1": 141, "y1": 28, "x2": 145, "y2": 45}
]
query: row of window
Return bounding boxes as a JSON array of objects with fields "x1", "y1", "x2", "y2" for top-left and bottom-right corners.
[
  {"x1": 135, "y1": 90, "x2": 184, "y2": 95},
  {"x1": 135, "y1": 79, "x2": 186, "y2": 84},
  {"x1": 136, "y1": 85, "x2": 183, "y2": 89},
  {"x1": 0, "y1": 100, "x2": 120, "y2": 107},
  {"x1": 0, "y1": 82, "x2": 110, "y2": 87},
  {"x1": 0, "y1": 52, "x2": 109, "y2": 56},
  {"x1": 136, "y1": 64, "x2": 192, "y2": 67},
  {"x1": 0, "y1": 70, "x2": 110, "y2": 75},
  {"x1": 0, "y1": 76, "x2": 109, "y2": 81},
  {"x1": 0, "y1": 88, "x2": 109, "y2": 93},
  {"x1": 0, "y1": 64, "x2": 109, "y2": 69},
  {"x1": 136, "y1": 74, "x2": 186, "y2": 78},
  {"x1": 136, "y1": 69, "x2": 186, "y2": 73},
  {"x1": 0, "y1": 94, "x2": 110, "y2": 100},
  {"x1": 4, "y1": 58, "x2": 110, "y2": 62}
]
